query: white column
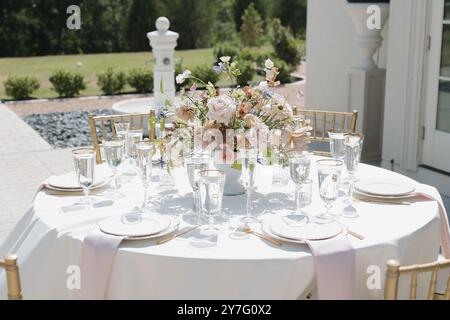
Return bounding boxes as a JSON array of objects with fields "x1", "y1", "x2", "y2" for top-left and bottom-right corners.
[
  {"x1": 345, "y1": 2, "x2": 390, "y2": 161},
  {"x1": 147, "y1": 17, "x2": 179, "y2": 111}
]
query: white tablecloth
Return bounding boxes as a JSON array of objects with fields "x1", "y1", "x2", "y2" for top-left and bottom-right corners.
[{"x1": 0, "y1": 158, "x2": 446, "y2": 299}]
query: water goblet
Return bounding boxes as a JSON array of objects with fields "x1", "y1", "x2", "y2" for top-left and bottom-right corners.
[
  {"x1": 328, "y1": 129, "x2": 347, "y2": 161},
  {"x1": 198, "y1": 170, "x2": 226, "y2": 235},
  {"x1": 316, "y1": 159, "x2": 343, "y2": 224},
  {"x1": 72, "y1": 148, "x2": 96, "y2": 209},
  {"x1": 342, "y1": 133, "x2": 364, "y2": 218},
  {"x1": 286, "y1": 152, "x2": 311, "y2": 226},
  {"x1": 103, "y1": 137, "x2": 125, "y2": 199}
]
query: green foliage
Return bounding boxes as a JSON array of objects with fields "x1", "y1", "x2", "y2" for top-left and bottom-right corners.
[
  {"x1": 213, "y1": 41, "x2": 242, "y2": 63},
  {"x1": 240, "y1": 3, "x2": 264, "y2": 47},
  {"x1": 233, "y1": 0, "x2": 272, "y2": 31},
  {"x1": 126, "y1": 0, "x2": 162, "y2": 51},
  {"x1": 97, "y1": 68, "x2": 126, "y2": 95},
  {"x1": 49, "y1": 70, "x2": 86, "y2": 98},
  {"x1": 239, "y1": 48, "x2": 267, "y2": 66},
  {"x1": 127, "y1": 68, "x2": 154, "y2": 93},
  {"x1": 192, "y1": 64, "x2": 220, "y2": 86},
  {"x1": 271, "y1": 19, "x2": 303, "y2": 67},
  {"x1": 235, "y1": 60, "x2": 256, "y2": 86},
  {"x1": 4, "y1": 75, "x2": 40, "y2": 100},
  {"x1": 272, "y1": 0, "x2": 307, "y2": 36}
]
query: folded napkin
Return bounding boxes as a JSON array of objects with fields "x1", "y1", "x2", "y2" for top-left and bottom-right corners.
[
  {"x1": 415, "y1": 185, "x2": 450, "y2": 259},
  {"x1": 306, "y1": 234, "x2": 355, "y2": 300},
  {"x1": 76, "y1": 229, "x2": 124, "y2": 299}
]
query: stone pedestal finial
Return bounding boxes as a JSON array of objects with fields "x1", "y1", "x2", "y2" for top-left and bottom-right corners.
[{"x1": 147, "y1": 17, "x2": 179, "y2": 110}]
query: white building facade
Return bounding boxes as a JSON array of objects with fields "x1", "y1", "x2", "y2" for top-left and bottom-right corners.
[{"x1": 306, "y1": 0, "x2": 450, "y2": 197}]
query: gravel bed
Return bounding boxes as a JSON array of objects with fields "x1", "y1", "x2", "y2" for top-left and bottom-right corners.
[{"x1": 23, "y1": 109, "x2": 114, "y2": 148}]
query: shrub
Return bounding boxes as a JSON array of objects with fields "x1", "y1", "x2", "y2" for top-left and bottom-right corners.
[
  {"x1": 49, "y1": 70, "x2": 86, "y2": 98},
  {"x1": 192, "y1": 64, "x2": 220, "y2": 86},
  {"x1": 271, "y1": 19, "x2": 303, "y2": 67},
  {"x1": 236, "y1": 60, "x2": 256, "y2": 86},
  {"x1": 271, "y1": 58, "x2": 294, "y2": 84},
  {"x1": 213, "y1": 41, "x2": 241, "y2": 63},
  {"x1": 97, "y1": 68, "x2": 126, "y2": 95},
  {"x1": 238, "y1": 48, "x2": 267, "y2": 66},
  {"x1": 240, "y1": 3, "x2": 264, "y2": 47},
  {"x1": 4, "y1": 76, "x2": 40, "y2": 100},
  {"x1": 127, "y1": 68, "x2": 153, "y2": 93}
]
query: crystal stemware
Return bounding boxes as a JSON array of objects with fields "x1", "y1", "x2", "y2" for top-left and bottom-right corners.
[
  {"x1": 123, "y1": 140, "x2": 154, "y2": 224},
  {"x1": 72, "y1": 148, "x2": 96, "y2": 209},
  {"x1": 328, "y1": 129, "x2": 347, "y2": 161},
  {"x1": 198, "y1": 170, "x2": 225, "y2": 235},
  {"x1": 185, "y1": 153, "x2": 210, "y2": 221},
  {"x1": 126, "y1": 129, "x2": 143, "y2": 171},
  {"x1": 316, "y1": 159, "x2": 343, "y2": 224},
  {"x1": 103, "y1": 137, "x2": 125, "y2": 199},
  {"x1": 342, "y1": 133, "x2": 364, "y2": 218},
  {"x1": 286, "y1": 152, "x2": 311, "y2": 226}
]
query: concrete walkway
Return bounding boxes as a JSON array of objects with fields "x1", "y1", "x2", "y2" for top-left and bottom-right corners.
[{"x1": 0, "y1": 104, "x2": 73, "y2": 241}]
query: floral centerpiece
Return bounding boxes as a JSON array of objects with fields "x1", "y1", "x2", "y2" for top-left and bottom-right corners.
[{"x1": 154, "y1": 57, "x2": 311, "y2": 195}]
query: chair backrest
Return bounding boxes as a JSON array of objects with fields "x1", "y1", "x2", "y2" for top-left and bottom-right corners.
[
  {"x1": 0, "y1": 254, "x2": 22, "y2": 300},
  {"x1": 384, "y1": 259, "x2": 450, "y2": 300},
  {"x1": 292, "y1": 108, "x2": 358, "y2": 157},
  {"x1": 293, "y1": 108, "x2": 358, "y2": 141},
  {"x1": 88, "y1": 111, "x2": 155, "y2": 164}
]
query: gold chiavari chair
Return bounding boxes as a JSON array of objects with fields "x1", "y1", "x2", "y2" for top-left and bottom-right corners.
[
  {"x1": 293, "y1": 108, "x2": 358, "y2": 157},
  {"x1": 384, "y1": 259, "x2": 450, "y2": 300},
  {"x1": 0, "y1": 254, "x2": 22, "y2": 300},
  {"x1": 88, "y1": 111, "x2": 156, "y2": 164}
]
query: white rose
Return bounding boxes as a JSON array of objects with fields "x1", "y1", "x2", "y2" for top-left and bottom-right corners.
[
  {"x1": 206, "y1": 95, "x2": 236, "y2": 124},
  {"x1": 183, "y1": 70, "x2": 191, "y2": 78},
  {"x1": 265, "y1": 58, "x2": 274, "y2": 69},
  {"x1": 259, "y1": 81, "x2": 268, "y2": 89},
  {"x1": 176, "y1": 74, "x2": 185, "y2": 84},
  {"x1": 220, "y1": 56, "x2": 231, "y2": 63}
]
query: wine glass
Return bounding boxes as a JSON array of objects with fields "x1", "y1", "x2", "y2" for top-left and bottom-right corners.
[
  {"x1": 114, "y1": 122, "x2": 130, "y2": 173},
  {"x1": 198, "y1": 170, "x2": 226, "y2": 235},
  {"x1": 342, "y1": 133, "x2": 364, "y2": 218},
  {"x1": 123, "y1": 140, "x2": 154, "y2": 224},
  {"x1": 316, "y1": 159, "x2": 343, "y2": 224},
  {"x1": 286, "y1": 152, "x2": 311, "y2": 226},
  {"x1": 328, "y1": 129, "x2": 347, "y2": 161},
  {"x1": 72, "y1": 148, "x2": 96, "y2": 209},
  {"x1": 103, "y1": 137, "x2": 125, "y2": 199},
  {"x1": 185, "y1": 153, "x2": 210, "y2": 221}
]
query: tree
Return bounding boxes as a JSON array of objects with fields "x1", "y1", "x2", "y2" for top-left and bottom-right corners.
[
  {"x1": 272, "y1": 0, "x2": 307, "y2": 36},
  {"x1": 233, "y1": 0, "x2": 271, "y2": 31},
  {"x1": 240, "y1": 3, "x2": 264, "y2": 47}
]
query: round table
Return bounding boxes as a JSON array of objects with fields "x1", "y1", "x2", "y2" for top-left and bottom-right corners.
[{"x1": 0, "y1": 157, "x2": 444, "y2": 299}]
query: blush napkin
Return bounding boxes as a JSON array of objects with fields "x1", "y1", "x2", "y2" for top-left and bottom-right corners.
[
  {"x1": 306, "y1": 234, "x2": 355, "y2": 300},
  {"x1": 76, "y1": 229, "x2": 124, "y2": 299}
]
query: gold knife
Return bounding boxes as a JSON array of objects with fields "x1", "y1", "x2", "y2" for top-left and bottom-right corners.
[{"x1": 156, "y1": 225, "x2": 199, "y2": 245}]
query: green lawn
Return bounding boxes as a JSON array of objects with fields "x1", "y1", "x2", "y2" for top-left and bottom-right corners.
[{"x1": 0, "y1": 46, "x2": 272, "y2": 100}]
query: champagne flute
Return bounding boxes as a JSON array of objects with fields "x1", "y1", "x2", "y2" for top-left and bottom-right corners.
[
  {"x1": 286, "y1": 152, "x2": 311, "y2": 226},
  {"x1": 122, "y1": 140, "x2": 154, "y2": 224},
  {"x1": 72, "y1": 148, "x2": 96, "y2": 209},
  {"x1": 114, "y1": 122, "x2": 130, "y2": 174},
  {"x1": 342, "y1": 133, "x2": 364, "y2": 218},
  {"x1": 103, "y1": 137, "x2": 125, "y2": 199},
  {"x1": 127, "y1": 129, "x2": 143, "y2": 170},
  {"x1": 186, "y1": 153, "x2": 210, "y2": 221},
  {"x1": 316, "y1": 159, "x2": 343, "y2": 224},
  {"x1": 198, "y1": 170, "x2": 226, "y2": 235}
]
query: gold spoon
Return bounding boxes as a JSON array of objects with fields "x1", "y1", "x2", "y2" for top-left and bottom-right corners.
[{"x1": 239, "y1": 225, "x2": 283, "y2": 246}]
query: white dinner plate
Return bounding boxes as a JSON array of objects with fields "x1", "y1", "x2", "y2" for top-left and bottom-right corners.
[
  {"x1": 260, "y1": 220, "x2": 306, "y2": 244},
  {"x1": 123, "y1": 217, "x2": 180, "y2": 241},
  {"x1": 355, "y1": 179, "x2": 415, "y2": 197},
  {"x1": 45, "y1": 178, "x2": 110, "y2": 192},
  {"x1": 269, "y1": 216, "x2": 343, "y2": 242},
  {"x1": 353, "y1": 190, "x2": 417, "y2": 200},
  {"x1": 98, "y1": 214, "x2": 172, "y2": 238},
  {"x1": 48, "y1": 171, "x2": 110, "y2": 190}
]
